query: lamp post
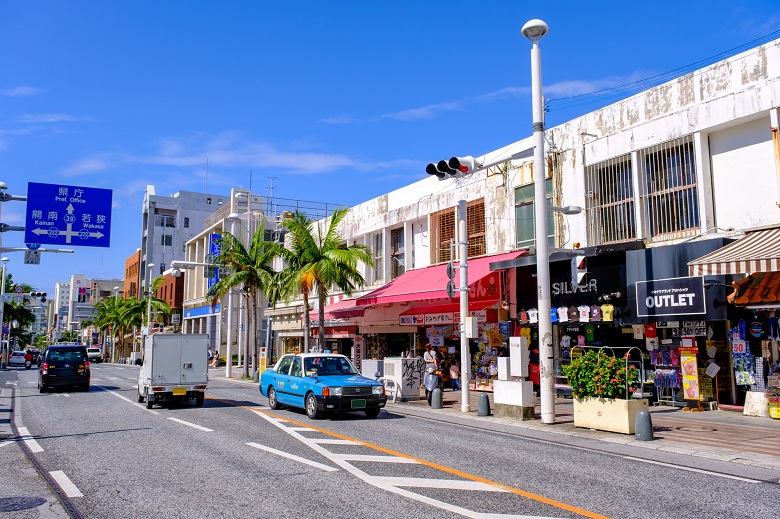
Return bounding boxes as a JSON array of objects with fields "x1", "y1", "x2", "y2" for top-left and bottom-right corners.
[
  {"x1": 225, "y1": 213, "x2": 239, "y2": 378},
  {"x1": 146, "y1": 264, "x2": 155, "y2": 336},
  {"x1": 0, "y1": 257, "x2": 8, "y2": 368},
  {"x1": 522, "y1": 18, "x2": 555, "y2": 424}
]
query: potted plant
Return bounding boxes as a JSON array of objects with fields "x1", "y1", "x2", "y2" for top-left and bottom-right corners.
[{"x1": 562, "y1": 349, "x2": 648, "y2": 434}]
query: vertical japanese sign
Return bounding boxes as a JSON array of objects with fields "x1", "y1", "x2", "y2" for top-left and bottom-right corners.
[
  {"x1": 207, "y1": 233, "x2": 221, "y2": 290},
  {"x1": 679, "y1": 336, "x2": 699, "y2": 401}
]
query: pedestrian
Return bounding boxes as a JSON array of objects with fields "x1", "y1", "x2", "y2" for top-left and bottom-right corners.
[
  {"x1": 423, "y1": 343, "x2": 437, "y2": 370},
  {"x1": 401, "y1": 346, "x2": 411, "y2": 358},
  {"x1": 450, "y1": 360, "x2": 461, "y2": 390},
  {"x1": 209, "y1": 350, "x2": 219, "y2": 368}
]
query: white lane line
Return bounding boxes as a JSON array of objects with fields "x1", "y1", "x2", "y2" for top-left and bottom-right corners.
[
  {"x1": 623, "y1": 456, "x2": 761, "y2": 483},
  {"x1": 5, "y1": 381, "x2": 16, "y2": 386},
  {"x1": 310, "y1": 439, "x2": 359, "y2": 445},
  {"x1": 106, "y1": 377, "x2": 122, "y2": 380},
  {"x1": 0, "y1": 440, "x2": 13, "y2": 449},
  {"x1": 27, "y1": 381, "x2": 37, "y2": 384},
  {"x1": 331, "y1": 453, "x2": 418, "y2": 464},
  {"x1": 54, "y1": 394, "x2": 71, "y2": 398},
  {"x1": 246, "y1": 442, "x2": 338, "y2": 472},
  {"x1": 100, "y1": 386, "x2": 159, "y2": 415},
  {"x1": 49, "y1": 470, "x2": 83, "y2": 497},
  {"x1": 167, "y1": 417, "x2": 213, "y2": 432},
  {"x1": 17, "y1": 427, "x2": 43, "y2": 453},
  {"x1": 287, "y1": 427, "x2": 316, "y2": 432},
  {"x1": 370, "y1": 476, "x2": 506, "y2": 492}
]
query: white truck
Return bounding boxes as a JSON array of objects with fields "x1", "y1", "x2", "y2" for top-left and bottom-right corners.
[{"x1": 136, "y1": 334, "x2": 209, "y2": 409}]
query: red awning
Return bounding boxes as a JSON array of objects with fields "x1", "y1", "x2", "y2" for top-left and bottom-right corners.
[
  {"x1": 356, "y1": 251, "x2": 525, "y2": 306},
  {"x1": 308, "y1": 298, "x2": 366, "y2": 321},
  {"x1": 400, "y1": 299, "x2": 500, "y2": 316}
]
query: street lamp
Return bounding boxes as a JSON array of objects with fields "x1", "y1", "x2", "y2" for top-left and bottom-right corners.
[
  {"x1": 146, "y1": 264, "x2": 155, "y2": 336},
  {"x1": 0, "y1": 257, "x2": 8, "y2": 368},
  {"x1": 225, "y1": 212, "x2": 239, "y2": 378},
  {"x1": 522, "y1": 18, "x2": 555, "y2": 424}
]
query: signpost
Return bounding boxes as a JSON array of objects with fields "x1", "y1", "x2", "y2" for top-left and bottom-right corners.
[
  {"x1": 24, "y1": 182, "x2": 112, "y2": 247},
  {"x1": 24, "y1": 250, "x2": 41, "y2": 265}
]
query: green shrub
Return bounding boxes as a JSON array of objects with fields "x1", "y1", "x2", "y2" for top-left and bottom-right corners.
[{"x1": 562, "y1": 350, "x2": 639, "y2": 399}]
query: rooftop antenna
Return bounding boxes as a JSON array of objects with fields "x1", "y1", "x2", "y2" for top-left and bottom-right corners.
[
  {"x1": 267, "y1": 176, "x2": 277, "y2": 201},
  {"x1": 205, "y1": 158, "x2": 209, "y2": 193}
]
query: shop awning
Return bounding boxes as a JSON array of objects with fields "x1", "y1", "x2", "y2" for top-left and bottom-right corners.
[
  {"x1": 308, "y1": 298, "x2": 367, "y2": 321},
  {"x1": 727, "y1": 272, "x2": 780, "y2": 305},
  {"x1": 687, "y1": 228, "x2": 780, "y2": 276},
  {"x1": 356, "y1": 251, "x2": 525, "y2": 306},
  {"x1": 400, "y1": 299, "x2": 500, "y2": 316}
]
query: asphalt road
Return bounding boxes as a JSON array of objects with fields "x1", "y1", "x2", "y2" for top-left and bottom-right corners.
[{"x1": 3, "y1": 364, "x2": 779, "y2": 519}]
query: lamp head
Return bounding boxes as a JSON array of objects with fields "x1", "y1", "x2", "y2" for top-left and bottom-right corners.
[
  {"x1": 521, "y1": 19, "x2": 549, "y2": 43},
  {"x1": 148, "y1": 263, "x2": 155, "y2": 269},
  {"x1": 1, "y1": 257, "x2": 8, "y2": 264}
]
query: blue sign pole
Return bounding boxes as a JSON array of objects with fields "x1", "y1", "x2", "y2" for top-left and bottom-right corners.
[{"x1": 24, "y1": 182, "x2": 112, "y2": 248}]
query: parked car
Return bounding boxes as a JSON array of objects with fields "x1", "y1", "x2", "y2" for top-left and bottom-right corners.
[
  {"x1": 260, "y1": 353, "x2": 386, "y2": 419},
  {"x1": 38, "y1": 345, "x2": 90, "y2": 392},
  {"x1": 87, "y1": 347, "x2": 103, "y2": 363},
  {"x1": 8, "y1": 351, "x2": 26, "y2": 367}
]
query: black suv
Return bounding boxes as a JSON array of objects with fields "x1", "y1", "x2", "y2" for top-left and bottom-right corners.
[{"x1": 38, "y1": 345, "x2": 90, "y2": 392}]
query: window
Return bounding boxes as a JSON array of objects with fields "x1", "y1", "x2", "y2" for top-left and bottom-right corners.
[
  {"x1": 276, "y1": 355, "x2": 292, "y2": 375},
  {"x1": 161, "y1": 234, "x2": 172, "y2": 246},
  {"x1": 184, "y1": 217, "x2": 190, "y2": 228},
  {"x1": 430, "y1": 208, "x2": 455, "y2": 264},
  {"x1": 466, "y1": 200, "x2": 486, "y2": 258},
  {"x1": 585, "y1": 155, "x2": 636, "y2": 245},
  {"x1": 640, "y1": 136, "x2": 699, "y2": 240},
  {"x1": 159, "y1": 263, "x2": 165, "y2": 275},
  {"x1": 515, "y1": 180, "x2": 553, "y2": 250},
  {"x1": 290, "y1": 358, "x2": 302, "y2": 378},
  {"x1": 370, "y1": 232, "x2": 383, "y2": 284},
  {"x1": 390, "y1": 228, "x2": 405, "y2": 279}
]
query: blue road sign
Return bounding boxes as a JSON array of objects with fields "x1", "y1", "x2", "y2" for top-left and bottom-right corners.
[
  {"x1": 24, "y1": 182, "x2": 112, "y2": 248},
  {"x1": 25, "y1": 243, "x2": 42, "y2": 251}
]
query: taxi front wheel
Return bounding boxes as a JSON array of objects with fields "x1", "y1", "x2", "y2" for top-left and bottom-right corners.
[{"x1": 305, "y1": 393, "x2": 320, "y2": 419}]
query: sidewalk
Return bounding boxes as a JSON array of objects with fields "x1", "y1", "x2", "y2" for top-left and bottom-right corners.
[{"x1": 210, "y1": 367, "x2": 780, "y2": 474}]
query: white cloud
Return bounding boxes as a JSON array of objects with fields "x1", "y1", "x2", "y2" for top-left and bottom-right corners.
[
  {"x1": 16, "y1": 113, "x2": 86, "y2": 123},
  {"x1": 380, "y1": 101, "x2": 462, "y2": 121},
  {"x1": 0, "y1": 86, "x2": 41, "y2": 97},
  {"x1": 319, "y1": 114, "x2": 357, "y2": 125}
]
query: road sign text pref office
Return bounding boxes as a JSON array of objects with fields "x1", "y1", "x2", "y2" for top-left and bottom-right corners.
[{"x1": 24, "y1": 182, "x2": 112, "y2": 248}]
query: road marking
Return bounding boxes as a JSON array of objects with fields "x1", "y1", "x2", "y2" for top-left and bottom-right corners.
[
  {"x1": 99, "y1": 386, "x2": 159, "y2": 414},
  {"x1": 250, "y1": 408, "x2": 601, "y2": 519},
  {"x1": 246, "y1": 442, "x2": 338, "y2": 472},
  {"x1": 0, "y1": 440, "x2": 12, "y2": 449},
  {"x1": 54, "y1": 394, "x2": 71, "y2": 398},
  {"x1": 5, "y1": 381, "x2": 16, "y2": 386},
  {"x1": 106, "y1": 377, "x2": 122, "y2": 380},
  {"x1": 49, "y1": 470, "x2": 83, "y2": 497},
  {"x1": 371, "y1": 476, "x2": 507, "y2": 492},
  {"x1": 17, "y1": 426, "x2": 43, "y2": 453},
  {"x1": 27, "y1": 381, "x2": 37, "y2": 384},
  {"x1": 331, "y1": 453, "x2": 418, "y2": 463},
  {"x1": 310, "y1": 438, "x2": 359, "y2": 445},
  {"x1": 623, "y1": 457, "x2": 761, "y2": 483},
  {"x1": 167, "y1": 417, "x2": 213, "y2": 432}
]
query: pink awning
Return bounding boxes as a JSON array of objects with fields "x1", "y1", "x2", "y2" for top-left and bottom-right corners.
[{"x1": 356, "y1": 251, "x2": 525, "y2": 306}]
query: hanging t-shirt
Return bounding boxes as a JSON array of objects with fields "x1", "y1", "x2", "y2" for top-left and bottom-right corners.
[
  {"x1": 644, "y1": 323, "x2": 657, "y2": 339},
  {"x1": 601, "y1": 304, "x2": 614, "y2": 322},
  {"x1": 632, "y1": 324, "x2": 644, "y2": 339},
  {"x1": 520, "y1": 327, "x2": 532, "y2": 341},
  {"x1": 578, "y1": 305, "x2": 590, "y2": 322},
  {"x1": 557, "y1": 306, "x2": 569, "y2": 322},
  {"x1": 519, "y1": 310, "x2": 528, "y2": 323},
  {"x1": 550, "y1": 308, "x2": 558, "y2": 323},
  {"x1": 590, "y1": 305, "x2": 602, "y2": 321},
  {"x1": 577, "y1": 335, "x2": 586, "y2": 346},
  {"x1": 528, "y1": 308, "x2": 538, "y2": 324},
  {"x1": 568, "y1": 306, "x2": 579, "y2": 322},
  {"x1": 560, "y1": 335, "x2": 571, "y2": 348},
  {"x1": 584, "y1": 324, "x2": 595, "y2": 342}
]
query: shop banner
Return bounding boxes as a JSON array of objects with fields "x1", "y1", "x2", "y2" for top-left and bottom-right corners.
[
  {"x1": 635, "y1": 276, "x2": 705, "y2": 317},
  {"x1": 679, "y1": 337, "x2": 699, "y2": 400},
  {"x1": 425, "y1": 313, "x2": 454, "y2": 325}
]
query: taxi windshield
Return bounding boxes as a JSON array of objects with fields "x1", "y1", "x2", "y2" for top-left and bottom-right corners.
[{"x1": 303, "y1": 356, "x2": 358, "y2": 376}]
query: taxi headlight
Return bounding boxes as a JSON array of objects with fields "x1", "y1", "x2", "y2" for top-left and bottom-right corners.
[
  {"x1": 327, "y1": 387, "x2": 343, "y2": 397},
  {"x1": 372, "y1": 385, "x2": 384, "y2": 395}
]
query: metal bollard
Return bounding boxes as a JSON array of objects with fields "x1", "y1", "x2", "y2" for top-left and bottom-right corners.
[
  {"x1": 635, "y1": 410, "x2": 654, "y2": 441},
  {"x1": 430, "y1": 388, "x2": 443, "y2": 409},
  {"x1": 478, "y1": 393, "x2": 491, "y2": 416}
]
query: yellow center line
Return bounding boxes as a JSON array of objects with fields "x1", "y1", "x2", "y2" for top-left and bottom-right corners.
[{"x1": 210, "y1": 397, "x2": 612, "y2": 519}]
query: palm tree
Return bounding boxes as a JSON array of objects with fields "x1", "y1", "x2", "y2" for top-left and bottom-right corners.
[
  {"x1": 211, "y1": 225, "x2": 279, "y2": 378},
  {"x1": 280, "y1": 208, "x2": 373, "y2": 351},
  {"x1": 93, "y1": 296, "x2": 125, "y2": 361}
]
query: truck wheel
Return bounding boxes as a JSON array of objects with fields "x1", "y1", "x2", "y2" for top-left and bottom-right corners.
[
  {"x1": 305, "y1": 392, "x2": 320, "y2": 419},
  {"x1": 268, "y1": 387, "x2": 281, "y2": 410},
  {"x1": 137, "y1": 388, "x2": 145, "y2": 403},
  {"x1": 195, "y1": 393, "x2": 204, "y2": 407},
  {"x1": 145, "y1": 392, "x2": 153, "y2": 409}
]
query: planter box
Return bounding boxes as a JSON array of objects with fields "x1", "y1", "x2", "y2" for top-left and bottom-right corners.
[{"x1": 573, "y1": 396, "x2": 649, "y2": 434}]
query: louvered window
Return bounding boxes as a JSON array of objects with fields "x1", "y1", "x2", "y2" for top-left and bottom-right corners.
[
  {"x1": 430, "y1": 208, "x2": 456, "y2": 264},
  {"x1": 467, "y1": 200, "x2": 486, "y2": 258}
]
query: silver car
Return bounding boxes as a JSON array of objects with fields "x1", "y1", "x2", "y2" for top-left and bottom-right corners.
[
  {"x1": 8, "y1": 351, "x2": 26, "y2": 367},
  {"x1": 87, "y1": 347, "x2": 103, "y2": 363}
]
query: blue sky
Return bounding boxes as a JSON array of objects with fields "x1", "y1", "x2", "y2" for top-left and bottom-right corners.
[{"x1": 2, "y1": 1, "x2": 779, "y2": 297}]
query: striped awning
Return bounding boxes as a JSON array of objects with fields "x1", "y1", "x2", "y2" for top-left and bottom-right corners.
[{"x1": 687, "y1": 228, "x2": 780, "y2": 276}]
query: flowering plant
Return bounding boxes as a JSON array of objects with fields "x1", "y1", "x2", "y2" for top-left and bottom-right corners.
[{"x1": 562, "y1": 350, "x2": 639, "y2": 399}]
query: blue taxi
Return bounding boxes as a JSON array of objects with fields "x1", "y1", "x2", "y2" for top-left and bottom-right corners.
[{"x1": 260, "y1": 353, "x2": 386, "y2": 419}]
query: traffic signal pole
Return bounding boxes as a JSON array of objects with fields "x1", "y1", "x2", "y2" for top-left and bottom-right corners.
[{"x1": 458, "y1": 200, "x2": 471, "y2": 412}]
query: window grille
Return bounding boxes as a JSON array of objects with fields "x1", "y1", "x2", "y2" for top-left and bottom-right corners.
[
  {"x1": 640, "y1": 136, "x2": 699, "y2": 241},
  {"x1": 430, "y1": 208, "x2": 456, "y2": 264},
  {"x1": 584, "y1": 155, "x2": 636, "y2": 245}
]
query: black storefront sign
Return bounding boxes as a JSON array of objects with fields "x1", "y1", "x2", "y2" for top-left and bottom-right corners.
[{"x1": 636, "y1": 276, "x2": 705, "y2": 317}]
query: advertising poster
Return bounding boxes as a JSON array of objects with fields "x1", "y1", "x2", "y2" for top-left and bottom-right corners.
[{"x1": 679, "y1": 336, "x2": 699, "y2": 401}]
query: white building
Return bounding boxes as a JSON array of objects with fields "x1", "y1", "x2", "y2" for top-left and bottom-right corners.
[{"x1": 49, "y1": 281, "x2": 70, "y2": 334}]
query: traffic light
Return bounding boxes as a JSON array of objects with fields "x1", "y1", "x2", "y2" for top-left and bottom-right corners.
[
  {"x1": 571, "y1": 255, "x2": 587, "y2": 286},
  {"x1": 446, "y1": 261, "x2": 457, "y2": 298},
  {"x1": 30, "y1": 291, "x2": 47, "y2": 302},
  {"x1": 426, "y1": 156, "x2": 478, "y2": 180}
]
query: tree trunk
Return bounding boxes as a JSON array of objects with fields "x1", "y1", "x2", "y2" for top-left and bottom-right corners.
[
  {"x1": 302, "y1": 291, "x2": 311, "y2": 353},
  {"x1": 243, "y1": 291, "x2": 251, "y2": 379},
  {"x1": 318, "y1": 290, "x2": 326, "y2": 352}
]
